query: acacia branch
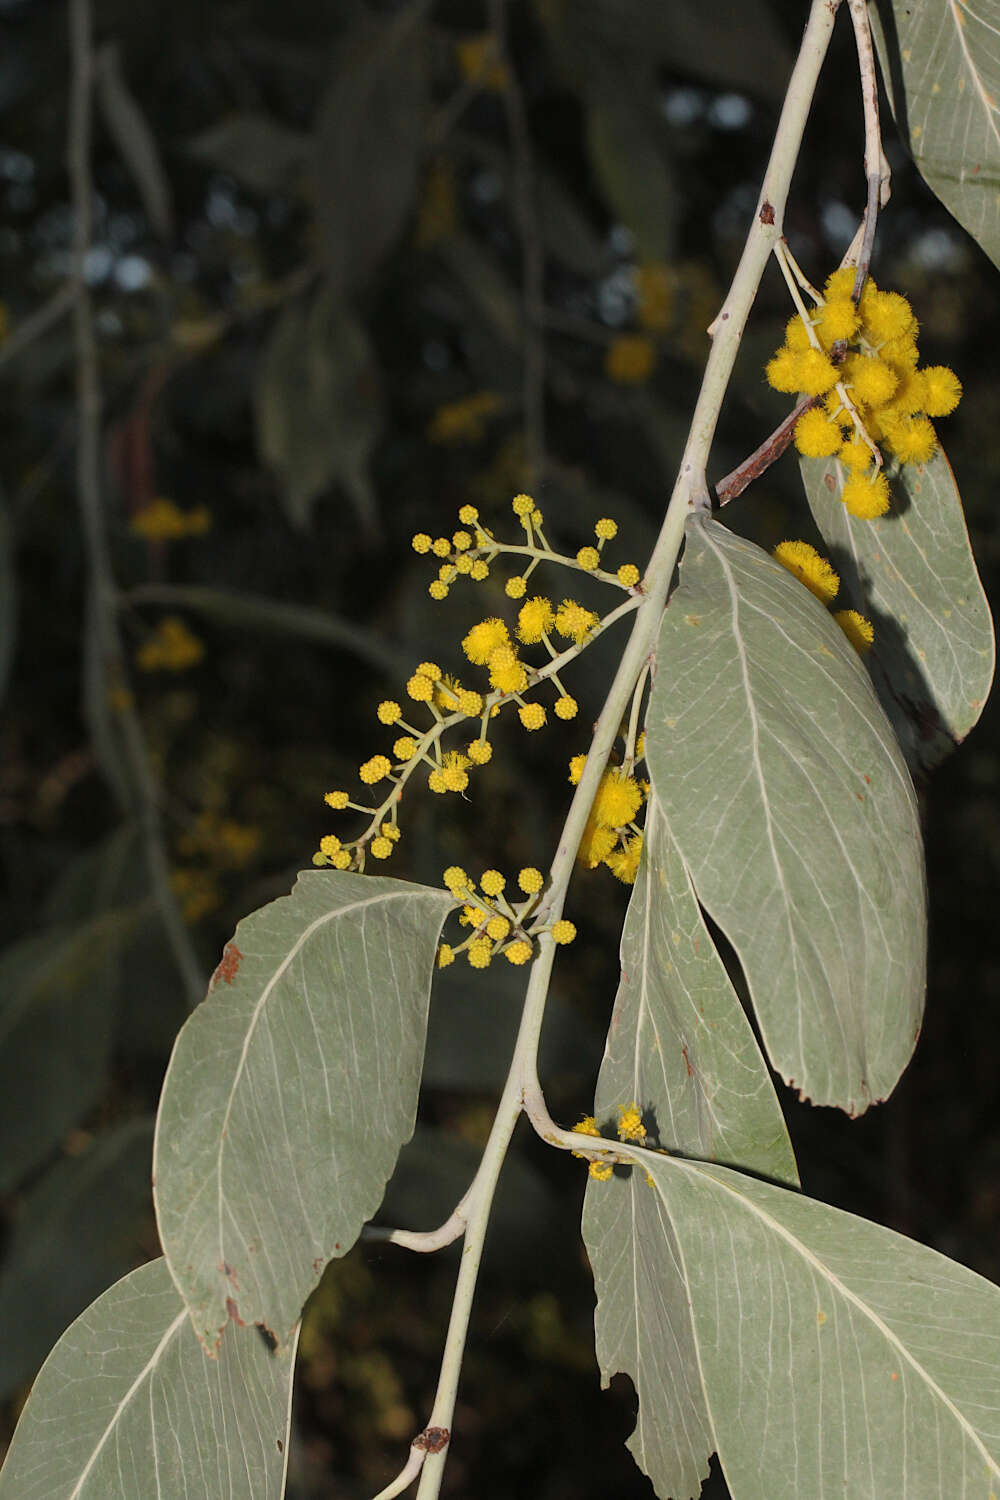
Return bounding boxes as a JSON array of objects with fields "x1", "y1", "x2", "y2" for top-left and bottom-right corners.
[{"x1": 847, "y1": 0, "x2": 890, "y2": 299}]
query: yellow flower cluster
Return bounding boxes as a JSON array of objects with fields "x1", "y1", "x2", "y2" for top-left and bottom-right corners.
[
  {"x1": 571, "y1": 1101, "x2": 648, "y2": 1181},
  {"x1": 135, "y1": 615, "x2": 204, "y2": 672},
  {"x1": 412, "y1": 492, "x2": 642, "y2": 603},
  {"x1": 130, "y1": 497, "x2": 211, "y2": 541},
  {"x1": 316, "y1": 496, "x2": 645, "y2": 874},
  {"x1": 772, "y1": 540, "x2": 873, "y2": 655},
  {"x1": 570, "y1": 749, "x2": 647, "y2": 884},
  {"x1": 766, "y1": 269, "x2": 961, "y2": 520},
  {"x1": 434, "y1": 864, "x2": 575, "y2": 971}
]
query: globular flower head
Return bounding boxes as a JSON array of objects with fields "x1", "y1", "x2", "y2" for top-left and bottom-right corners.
[
  {"x1": 359, "y1": 755, "x2": 393, "y2": 784},
  {"x1": 458, "y1": 504, "x2": 479, "y2": 525},
  {"x1": 555, "y1": 599, "x2": 599, "y2": 644},
  {"x1": 882, "y1": 413, "x2": 937, "y2": 466},
  {"x1": 568, "y1": 753, "x2": 587, "y2": 785},
  {"x1": 486, "y1": 914, "x2": 510, "y2": 940},
  {"x1": 920, "y1": 365, "x2": 961, "y2": 417},
  {"x1": 518, "y1": 866, "x2": 544, "y2": 894},
  {"x1": 764, "y1": 345, "x2": 802, "y2": 394},
  {"x1": 325, "y1": 790, "x2": 350, "y2": 810},
  {"x1": 824, "y1": 266, "x2": 857, "y2": 300},
  {"x1": 463, "y1": 618, "x2": 509, "y2": 665},
  {"x1": 595, "y1": 517, "x2": 618, "y2": 540},
  {"x1": 589, "y1": 1160, "x2": 614, "y2": 1182},
  {"x1": 794, "y1": 408, "x2": 843, "y2": 459},
  {"x1": 783, "y1": 315, "x2": 812, "y2": 352},
  {"x1": 617, "y1": 1102, "x2": 645, "y2": 1141},
  {"x1": 519, "y1": 702, "x2": 547, "y2": 731},
  {"x1": 579, "y1": 817, "x2": 617, "y2": 868},
  {"x1": 407, "y1": 673, "x2": 434, "y2": 702},
  {"x1": 576, "y1": 546, "x2": 600, "y2": 571},
  {"x1": 393, "y1": 736, "x2": 418, "y2": 762},
  {"x1": 438, "y1": 944, "x2": 455, "y2": 968},
  {"x1": 860, "y1": 287, "x2": 915, "y2": 344},
  {"x1": 592, "y1": 768, "x2": 643, "y2": 829},
  {"x1": 443, "y1": 866, "x2": 471, "y2": 895},
  {"x1": 467, "y1": 938, "x2": 493, "y2": 968},
  {"x1": 512, "y1": 492, "x2": 535, "y2": 517},
  {"x1": 517, "y1": 596, "x2": 554, "y2": 644},
  {"x1": 834, "y1": 609, "x2": 874, "y2": 655},
  {"x1": 554, "y1": 695, "x2": 578, "y2": 720},
  {"x1": 480, "y1": 869, "x2": 505, "y2": 896},
  {"x1": 377, "y1": 700, "x2": 402, "y2": 725},
  {"x1": 505, "y1": 575, "x2": 527, "y2": 599},
  {"x1": 370, "y1": 836, "x2": 393, "y2": 859},
  {"x1": 504, "y1": 939, "x2": 532, "y2": 965},
  {"x1": 429, "y1": 580, "x2": 449, "y2": 600},
  {"x1": 841, "y1": 470, "x2": 890, "y2": 520},
  {"x1": 844, "y1": 353, "x2": 898, "y2": 408},
  {"x1": 319, "y1": 834, "x2": 342, "y2": 857},
  {"x1": 470, "y1": 560, "x2": 489, "y2": 582},
  {"x1": 772, "y1": 540, "x2": 840, "y2": 606},
  {"x1": 605, "y1": 833, "x2": 643, "y2": 884},
  {"x1": 467, "y1": 738, "x2": 493, "y2": 764},
  {"x1": 441, "y1": 750, "x2": 471, "y2": 792},
  {"x1": 488, "y1": 644, "x2": 528, "y2": 694},
  {"x1": 411, "y1": 532, "x2": 432, "y2": 554},
  {"x1": 816, "y1": 297, "x2": 860, "y2": 343},
  {"x1": 551, "y1": 920, "x2": 576, "y2": 945},
  {"x1": 839, "y1": 436, "x2": 873, "y2": 471},
  {"x1": 617, "y1": 563, "x2": 640, "y2": 588},
  {"x1": 793, "y1": 347, "x2": 840, "y2": 397}
]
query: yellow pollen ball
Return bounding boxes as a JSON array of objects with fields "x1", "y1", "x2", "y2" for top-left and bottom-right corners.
[
  {"x1": 589, "y1": 1161, "x2": 614, "y2": 1181},
  {"x1": 835, "y1": 609, "x2": 875, "y2": 655},
  {"x1": 370, "y1": 837, "x2": 393, "y2": 859},
  {"x1": 839, "y1": 436, "x2": 873, "y2": 471},
  {"x1": 455, "y1": 555, "x2": 473, "y2": 575},
  {"x1": 319, "y1": 834, "x2": 341, "y2": 857},
  {"x1": 595, "y1": 518, "x2": 618, "y2": 540},
  {"x1": 360, "y1": 755, "x2": 392, "y2": 784},
  {"x1": 606, "y1": 834, "x2": 643, "y2": 884},
  {"x1": 505, "y1": 575, "x2": 527, "y2": 599},
  {"x1": 428, "y1": 770, "x2": 447, "y2": 793},
  {"x1": 772, "y1": 540, "x2": 840, "y2": 606},
  {"x1": 512, "y1": 492, "x2": 535, "y2": 516},
  {"x1": 452, "y1": 530, "x2": 472, "y2": 551},
  {"x1": 332, "y1": 850, "x2": 352, "y2": 870},
  {"x1": 841, "y1": 470, "x2": 890, "y2": 520},
  {"x1": 554, "y1": 696, "x2": 578, "y2": 720},
  {"x1": 884, "y1": 414, "x2": 937, "y2": 466},
  {"x1": 467, "y1": 739, "x2": 493, "y2": 764},
  {"x1": 407, "y1": 674, "x2": 434, "y2": 701},
  {"x1": 794, "y1": 347, "x2": 840, "y2": 396},
  {"x1": 469, "y1": 560, "x2": 489, "y2": 581},
  {"x1": 393, "y1": 736, "x2": 417, "y2": 761},
  {"x1": 412, "y1": 533, "x2": 432, "y2": 553},
  {"x1": 576, "y1": 546, "x2": 600, "y2": 571},
  {"x1": 617, "y1": 563, "x2": 640, "y2": 587},
  {"x1": 617, "y1": 1103, "x2": 645, "y2": 1141},
  {"x1": 443, "y1": 866, "x2": 469, "y2": 893},
  {"x1": 783, "y1": 316, "x2": 813, "y2": 351},
  {"x1": 458, "y1": 689, "x2": 484, "y2": 715},
  {"x1": 568, "y1": 754, "x2": 587, "y2": 785},
  {"x1": 431, "y1": 537, "x2": 451, "y2": 558},
  {"x1": 504, "y1": 939, "x2": 532, "y2": 965},
  {"x1": 593, "y1": 769, "x2": 643, "y2": 828},
  {"x1": 438, "y1": 944, "x2": 455, "y2": 968},
  {"x1": 794, "y1": 408, "x2": 843, "y2": 459},
  {"x1": 517, "y1": 596, "x2": 555, "y2": 644},
  {"x1": 765, "y1": 346, "x2": 802, "y2": 393},
  {"x1": 458, "y1": 504, "x2": 478, "y2": 524},
  {"x1": 816, "y1": 298, "x2": 860, "y2": 343},
  {"x1": 551, "y1": 920, "x2": 576, "y2": 945},
  {"x1": 845, "y1": 354, "x2": 898, "y2": 407},
  {"x1": 377, "y1": 700, "x2": 402, "y2": 724},
  {"x1": 921, "y1": 366, "x2": 962, "y2": 417},
  {"x1": 486, "y1": 915, "x2": 510, "y2": 940},
  {"x1": 467, "y1": 938, "x2": 492, "y2": 968},
  {"x1": 324, "y1": 791, "x2": 349, "y2": 810},
  {"x1": 824, "y1": 266, "x2": 858, "y2": 300},
  {"x1": 417, "y1": 662, "x2": 442, "y2": 681},
  {"x1": 555, "y1": 599, "x2": 599, "y2": 643},
  {"x1": 463, "y1": 617, "x2": 509, "y2": 665},
  {"x1": 480, "y1": 869, "x2": 505, "y2": 896},
  {"x1": 429, "y1": 581, "x2": 449, "y2": 600},
  {"x1": 518, "y1": 866, "x2": 544, "y2": 894},
  {"x1": 381, "y1": 822, "x2": 400, "y2": 841},
  {"x1": 519, "y1": 702, "x2": 547, "y2": 730}
]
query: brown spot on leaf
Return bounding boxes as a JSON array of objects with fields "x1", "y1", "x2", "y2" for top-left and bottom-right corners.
[
  {"x1": 225, "y1": 1296, "x2": 244, "y2": 1326},
  {"x1": 681, "y1": 1045, "x2": 694, "y2": 1078},
  {"x1": 256, "y1": 1322, "x2": 278, "y2": 1352},
  {"x1": 211, "y1": 941, "x2": 243, "y2": 989},
  {"x1": 824, "y1": 473, "x2": 836, "y2": 492}
]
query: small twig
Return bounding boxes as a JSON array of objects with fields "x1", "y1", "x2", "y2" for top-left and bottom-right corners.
[
  {"x1": 0, "y1": 282, "x2": 78, "y2": 375},
  {"x1": 68, "y1": 0, "x2": 205, "y2": 1009},
  {"x1": 488, "y1": 0, "x2": 545, "y2": 488},
  {"x1": 847, "y1": 0, "x2": 890, "y2": 300},
  {"x1": 370, "y1": 1445, "x2": 426, "y2": 1500},
  {"x1": 715, "y1": 395, "x2": 818, "y2": 506}
]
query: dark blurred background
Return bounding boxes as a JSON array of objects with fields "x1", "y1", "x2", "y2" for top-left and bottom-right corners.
[{"x1": 0, "y1": 0, "x2": 997, "y2": 1495}]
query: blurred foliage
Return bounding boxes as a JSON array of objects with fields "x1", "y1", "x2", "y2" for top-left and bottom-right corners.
[{"x1": 0, "y1": 0, "x2": 998, "y2": 1495}]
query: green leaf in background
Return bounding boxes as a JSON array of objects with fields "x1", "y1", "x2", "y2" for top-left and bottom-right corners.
[
  {"x1": 154, "y1": 871, "x2": 454, "y2": 1352},
  {"x1": 0, "y1": 1258, "x2": 296, "y2": 1500},
  {"x1": 800, "y1": 448, "x2": 995, "y2": 774},
  {"x1": 582, "y1": 790, "x2": 797, "y2": 1500},
  {"x1": 187, "y1": 112, "x2": 311, "y2": 197},
  {"x1": 95, "y1": 43, "x2": 173, "y2": 238},
  {"x1": 126, "y1": 583, "x2": 401, "y2": 675},
  {"x1": 643, "y1": 1153, "x2": 1000, "y2": 1499},
  {"x1": 872, "y1": 0, "x2": 1000, "y2": 271},
  {"x1": 0, "y1": 1117, "x2": 154, "y2": 1400},
  {"x1": 586, "y1": 91, "x2": 676, "y2": 263},
  {"x1": 0, "y1": 906, "x2": 147, "y2": 1193},
  {"x1": 254, "y1": 287, "x2": 383, "y2": 536},
  {"x1": 309, "y1": 10, "x2": 426, "y2": 296},
  {"x1": 646, "y1": 515, "x2": 925, "y2": 1115}
]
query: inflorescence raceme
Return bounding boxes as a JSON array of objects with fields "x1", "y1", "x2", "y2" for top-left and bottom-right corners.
[
  {"x1": 315, "y1": 494, "x2": 648, "y2": 965},
  {"x1": 766, "y1": 267, "x2": 962, "y2": 520},
  {"x1": 571, "y1": 1103, "x2": 663, "y2": 1182}
]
